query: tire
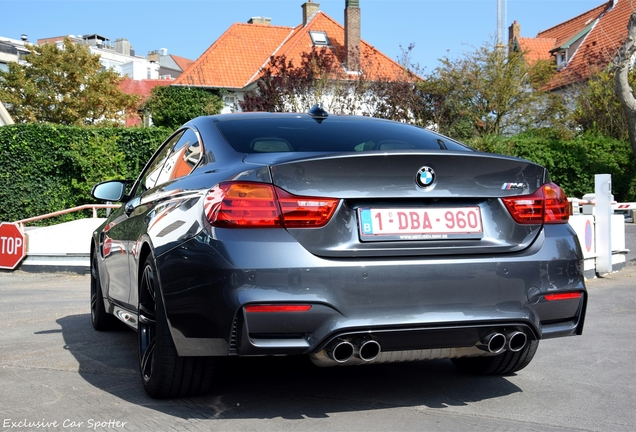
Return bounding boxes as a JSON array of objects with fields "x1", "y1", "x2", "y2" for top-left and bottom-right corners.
[
  {"x1": 138, "y1": 255, "x2": 215, "y2": 398},
  {"x1": 90, "y1": 253, "x2": 120, "y2": 331},
  {"x1": 451, "y1": 340, "x2": 539, "y2": 375}
]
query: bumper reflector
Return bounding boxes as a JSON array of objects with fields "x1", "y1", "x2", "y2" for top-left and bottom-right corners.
[
  {"x1": 544, "y1": 292, "x2": 583, "y2": 301},
  {"x1": 244, "y1": 305, "x2": 312, "y2": 313}
]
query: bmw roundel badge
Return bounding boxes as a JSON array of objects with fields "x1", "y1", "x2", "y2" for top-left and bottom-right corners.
[{"x1": 416, "y1": 166, "x2": 436, "y2": 189}]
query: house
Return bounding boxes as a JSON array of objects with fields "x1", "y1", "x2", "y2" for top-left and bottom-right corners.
[
  {"x1": 174, "y1": 0, "x2": 409, "y2": 113},
  {"x1": 1, "y1": 35, "x2": 29, "y2": 124},
  {"x1": 0, "y1": 34, "x2": 30, "y2": 72},
  {"x1": 509, "y1": 0, "x2": 633, "y2": 90},
  {"x1": 38, "y1": 34, "x2": 161, "y2": 81},
  {"x1": 147, "y1": 48, "x2": 195, "y2": 79}
]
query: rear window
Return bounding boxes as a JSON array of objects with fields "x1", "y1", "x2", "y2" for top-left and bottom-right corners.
[{"x1": 215, "y1": 117, "x2": 472, "y2": 153}]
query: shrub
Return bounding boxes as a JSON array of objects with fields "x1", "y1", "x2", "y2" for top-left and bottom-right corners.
[
  {"x1": 470, "y1": 129, "x2": 636, "y2": 201},
  {"x1": 0, "y1": 124, "x2": 170, "y2": 224}
]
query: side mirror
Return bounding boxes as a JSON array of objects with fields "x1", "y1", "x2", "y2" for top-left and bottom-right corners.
[{"x1": 91, "y1": 180, "x2": 130, "y2": 202}]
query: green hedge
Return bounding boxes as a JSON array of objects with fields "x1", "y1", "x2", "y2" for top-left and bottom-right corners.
[
  {"x1": 469, "y1": 129, "x2": 636, "y2": 202},
  {"x1": 0, "y1": 124, "x2": 170, "y2": 224}
]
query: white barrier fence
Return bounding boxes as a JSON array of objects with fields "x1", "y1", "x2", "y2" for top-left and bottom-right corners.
[{"x1": 568, "y1": 174, "x2": 630, "y2": 278}]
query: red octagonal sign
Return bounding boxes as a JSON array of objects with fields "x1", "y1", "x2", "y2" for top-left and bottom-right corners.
[{"x1": 0, "y1": 222, "x2": 26, "y2": 270}]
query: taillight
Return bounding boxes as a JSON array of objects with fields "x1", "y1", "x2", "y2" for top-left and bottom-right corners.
[
  {"x1": 205, "y1": 183, "x2": 282, "y2": 227},
  {"x1": 276, "y1": 188, "x2": 339, "y2": 227},
  {"x1": 502, "y1": 182, "x2": 569, "y2": 224},
  {"x1": 204, "y1": 182, "x2": 339, "y2": 228}
]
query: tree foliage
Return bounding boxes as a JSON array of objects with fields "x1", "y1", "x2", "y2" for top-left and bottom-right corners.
[
  {"x1": 239, "y1": 47, "x2": 422, "y2": 120},
  {"x1": 572, "y1": 69, "x2": 635, "y2": 142},
  {"x1": 145, "y1": 85, "x2": 224, "y2": 129},
  {"x1": 240, "y1": 48, "x2": 367, "y2": 114},
  {"x1": 470, "y1": 129, "x2": 636, "y2": 201},
  {"x1": 0, "y1": 38, "x2": 139, "y2": 125},
  {"x1": 418, "y1": 43, "x2": 566, "y2": 139}
]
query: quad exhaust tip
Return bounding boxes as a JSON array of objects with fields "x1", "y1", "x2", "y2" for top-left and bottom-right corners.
[
  {"x1": 479, "y1": 332, "x2": 507, "y2": 354},
  {"x1": 479, "y1": 331, "x2": 528, "y2": 354},
  {"x1": 325, "y1": 338, "x2": 382, "y2": 364},
  {"x1": 507, "y1": 331, "x2": 527, "y2": 352},
  {"x1": 356, "y1": 339, "x2": 381, "y2": 362},
  {"x1": 326, "y1": 340, "x2": 355, "y2": 363}
]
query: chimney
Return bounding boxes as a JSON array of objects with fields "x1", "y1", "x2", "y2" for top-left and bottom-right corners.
[
  {"x1": 302, "y1": 1, "x2": 320, "y2": 26},
  {"x1": 115, "y1": 38, "x2": 131, "y2": 56},
  {"x1": 508, "y1": 20, "x2": 521, "y2": 47},
  {"x1": 345, "y1": 0, "x2": 361, "y2": 71},
  {"x1": 248, "y1": 16, "x2": 272, "y2": 25},
  {"x1": 147, "y1": 50, "x2": 160, "y2": 63}
]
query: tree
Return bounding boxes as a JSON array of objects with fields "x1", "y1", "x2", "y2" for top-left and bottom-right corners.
[
  {"x1": 240, "y1": 48, "x2": 368, "y2": 114},
  {"x1": 418, "y1": 42, "x2": 565, "y2": 139},
  {"x1": 614, "y1": 12, "x2": 636, "y2": 156},
  {"x1": 572, "y1": 69, "x2": 635, "y2": 142},
  {"x1": 239, "y1": 47, "x2": 421, "y2": 119},
  {"x1": 0, "y1": 38, "x2": 138, "y2": 125},
  {"x1": 145, "y1": 86, "x2": 223, "y2": 130}
]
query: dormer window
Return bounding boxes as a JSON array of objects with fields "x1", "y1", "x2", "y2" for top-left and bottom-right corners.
[
  {"x1": 310, "y1": 31, "x2": 329, "y2": 46},
  {"x1": 557, "y1": 51, "x2": 567, "y2": 66}
]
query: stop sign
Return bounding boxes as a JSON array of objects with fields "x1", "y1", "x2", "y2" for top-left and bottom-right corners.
[{"x1": 0, "y1": 222, "x2": 26, "y2": 270}]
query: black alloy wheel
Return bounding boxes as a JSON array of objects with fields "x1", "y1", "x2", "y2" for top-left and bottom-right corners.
[
  {"x1": 138, "y1": 259, "x2": 157, "y2": 386},
  {"x1": 137, "y1": 255, "x2": 215, "y2": 398}
]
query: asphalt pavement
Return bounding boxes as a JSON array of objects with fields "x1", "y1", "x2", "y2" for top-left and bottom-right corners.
[{"x1": 0, "y1": 229, "x2": 635, "y2": 432}]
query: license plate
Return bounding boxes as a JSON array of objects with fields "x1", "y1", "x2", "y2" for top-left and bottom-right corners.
[{"x1": 358, "y1": 207, "x2": 483, "y2": 241}]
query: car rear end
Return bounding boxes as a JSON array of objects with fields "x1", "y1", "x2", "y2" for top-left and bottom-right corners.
[{"x1": 156, "y1": 114, "x2": 586, "y2": 368}]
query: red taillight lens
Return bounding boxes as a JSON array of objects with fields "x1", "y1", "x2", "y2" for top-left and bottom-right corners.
[
  {"x1": 502, "y1": 182, "x2": 569, "y2": 225},
  {"x1": 204, "y1": 182, "x2": 339, "y2": 228},
  {"x1": 276, "y1": 188, "x2": 339, "y2": 228},
  {"x1": 544, "y1": 292, "x2": 583, "y2": 301},
  {"x1": 542, "y1": 183, "x2": 570, "y2": 223},
  {"x1": 244, "y1": 305, "x2": 312, "y2": 313},
  {"x1": 205, "y1": 183, "x2": 282, "y2": 227}
]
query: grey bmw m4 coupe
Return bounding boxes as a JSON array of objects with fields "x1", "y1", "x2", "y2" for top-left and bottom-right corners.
[{"x1": 90, "y1": 107, "x2": 586, "y2": 398}]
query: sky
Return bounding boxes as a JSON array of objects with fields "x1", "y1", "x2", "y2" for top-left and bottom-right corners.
[{"x1": 1, "y1": 0, "x2": 608, "y2": 73}]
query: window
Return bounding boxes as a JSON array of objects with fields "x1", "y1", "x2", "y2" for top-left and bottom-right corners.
[
  {"x1": 215, "y1": 117, "x2": 472, "y2": 153},
  {"x1": 135, "y1": 128, "x2": 205, "y2": 195},
  {"x1": 309, "y1": 31, "x2": 329, "y2": 46},
  {"x1": 139, "y1": 132, "x2": 184, "y2": 193}
]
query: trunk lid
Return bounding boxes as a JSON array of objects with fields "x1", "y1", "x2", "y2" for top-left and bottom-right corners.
[{"x1": 246, "y1": 151, "x2": 547, "y2": 258}]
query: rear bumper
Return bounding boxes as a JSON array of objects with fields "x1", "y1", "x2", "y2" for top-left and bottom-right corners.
[{"x1": 155, "y1": 224, "x2": 586, "y2": 357}]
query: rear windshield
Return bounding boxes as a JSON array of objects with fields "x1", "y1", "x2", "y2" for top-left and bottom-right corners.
[{"x1": 215, "y1": 117, "x2": 472, "y2": 153}]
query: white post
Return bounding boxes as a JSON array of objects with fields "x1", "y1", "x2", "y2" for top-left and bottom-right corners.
[{"x1": 595, "y1": 174, "x2": 613, "y2": 275}]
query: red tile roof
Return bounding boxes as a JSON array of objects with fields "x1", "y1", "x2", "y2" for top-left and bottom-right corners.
[
  {"x1": 517, "y1": 37, "x2": 557, "y2": 63},
  {"x1": 516, "y1": 1, "x2": 633, "y2": 89},
  {"x1": 119, "y1": 78, "x2": 173, "y2": 126},
  {"x1": 119, "y1": 78, "x2": 172, "y2": 100},
  {"x1": 175, "y1": 22, "x2": 294, "y2": 88},
  {"x1": 175, "y1": 11, "x2": 408, "y2": 89},
  {"x1": 170, "y1": 54, "x2": 195, "y2": 72},
  {"x1": 536, "y1": 3, "x2": 607, "y2": 49}
]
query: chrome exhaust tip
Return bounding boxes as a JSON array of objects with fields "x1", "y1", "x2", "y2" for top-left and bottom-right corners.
[
  {"x1": 478, "y1": 332, "x2": 506, "y2": 354},
  {"x1": 507, "y1": 331, "x2": 527, "y2": 352},
  {"x1": 326, "y1": 340, "x2": 355, "y2": 363},
  {"x1": 356, "y1": 339, "x2": 381, "y2": 362}
]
